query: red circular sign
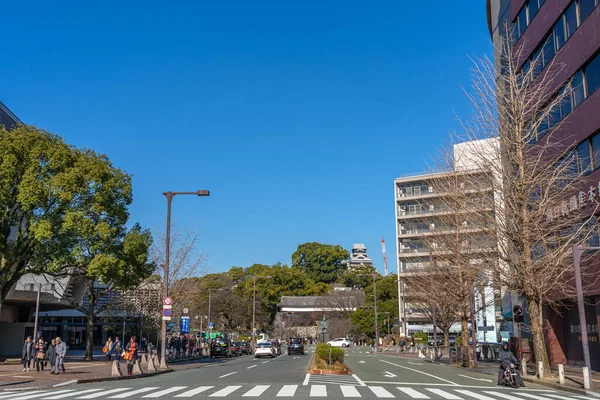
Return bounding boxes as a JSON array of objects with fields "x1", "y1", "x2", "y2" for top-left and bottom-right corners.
[{"x1": 163, "y1": 297, "x2": 173, "y2": 305}]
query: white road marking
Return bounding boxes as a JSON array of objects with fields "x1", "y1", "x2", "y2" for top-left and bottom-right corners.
[
  {"x1": 397, "y1": 387, "x2": 430, "y2": 399},
  {"x1": 174, "y1": 387, "x2": 214, "y2": 397},
  {"x1": 543, "y1": 394, "x2": 582, "y2": 400},
  {"x1": 340, "y1": 386, "x2": 361, "y2": 397},
  {"x1": 0, "y1": 393, "x2": 46, "y2": 400},
  {"x1": 247, "y1": 365, "x2": 257, "y2": 369},
  {"x1": 52, "y1": 381, "x2": 78, "y2": 388},
  {"x1": 458, "y1": 375, "x2": 492, "y2": 382},
  {"x1": 454, "y1": 390, "x2": 496, "y2": 400},
  {"x1": 293, "y1": 357, "x2": 300, "y2": 360},
  {"x1": 383, "y1": 371, "x2": 398, "y2": 378},
  {"x1": 426, "y1": 388, "x2": 463, "y2": 399},
  {"x1": 76, "y1": 389, "x2": 130, "y2": 399},
  {"x1": 218, "y1": 372, "x2": 237, "y2": 379},
  {"x1": 368, "y1": 387, "x2": 395, "y2": 398},
  {"x1": 309, "y1": 385, "x2": 327, "y2": 397},
  {"x1": 109, "y1": 388, "x2": 160, "y2": 398},
  {"x1": 209, "y1": 386, "x2": 242, "y2": 397},
  {"x1": 408, "y1": 362, "x2": 424, "y2": 366},
  {"x1": 242, "y1": 385, "x2": 270, "y2": 397},
  {"x1": 43, "y1": 389, "x2": 103, "y2": 399},
  {"x1": 11, "y1": 392, "x2": 75, "y2": 400},
  {"x1": 303, "y1": 374, "x2": 311, "y2": 386},
  {"x1": 262, "y1": 360, "x2": 270, "y2": 364},
  {"x1": 141, "y1": 387, "x2": 187, "y2": 398},
  {"x1": 380, "y1": 359, "x2": 459, "y2": 386},
  {"x1": 353, "y1": 374, "x2": 367, "y2": 387},
  {"x1": 358, "y1": 360, "x2": 366, "y2": 364},
  {"x1": 276, "y1": 385, "x2": 298, "y2": 397},
  {"x1": 482, "y1": 391, "x2": 529, "y2": 400},
  {"x1": 517, "y1": 393, "x2": 561, "y2": 400}
]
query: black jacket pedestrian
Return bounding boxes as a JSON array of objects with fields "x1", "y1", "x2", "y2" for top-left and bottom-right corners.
[{"x1": 22, "y1": 341, "x2": 34, "y2": 360}]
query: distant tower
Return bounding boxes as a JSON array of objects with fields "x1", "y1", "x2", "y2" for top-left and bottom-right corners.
[
  {"x1": 348, "y1": 244, "x2": 374, "y2": 270},
  {"x1": 381, "y1": 238, "x2": 388, "y2": 276}
]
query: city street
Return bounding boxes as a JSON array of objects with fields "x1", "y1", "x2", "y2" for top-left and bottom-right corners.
[{"x1": 0, "y1": 346, "x2": 594, "y2": 399}]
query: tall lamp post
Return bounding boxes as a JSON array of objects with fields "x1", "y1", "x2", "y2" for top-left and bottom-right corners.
[
  {"x1": 358, "y1": 273, "x2": 379, "y2": 349},
  {"x1": 252, "y1": 275, "x2": 271, "y2": 346},
  {"x1": 160, "y1": 190, "x2": 210, "y2": 369},
  {"x1": 572, "y1": 245, "x2": 599, "y2": 389}
]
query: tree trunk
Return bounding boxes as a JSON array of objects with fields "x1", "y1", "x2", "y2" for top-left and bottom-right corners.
[
  {"x1": 85, "y1": 290, "x2": 96, "y2": 362},
  {"x1": 443, "y1": 327, "x2": 450, "y2": 347},
  {"x1": 460, "y1": 313, "x2": 470, "y2": 362},
  {"x1": 527, "y1": 295, "x2": 550, "y2": 374}
]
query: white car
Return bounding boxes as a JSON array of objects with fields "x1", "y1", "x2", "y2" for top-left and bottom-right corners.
[
  {"x1": 254, "y1": 341, "x2": 276, "y2": 358},
  {"x1": 327, "y1": 338, "x2": 351, "y2": 347}
]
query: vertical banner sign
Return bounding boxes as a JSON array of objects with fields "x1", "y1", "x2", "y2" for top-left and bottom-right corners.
[
  {"x1": 475, "y1": 287, "x2": 485, "y2": 342},
  {"x1": 484, "y1": 284, "x2": 498, "y2": 342},
  {"x1": 180, "y1": 316, "x2": 190, "y2": 333}
]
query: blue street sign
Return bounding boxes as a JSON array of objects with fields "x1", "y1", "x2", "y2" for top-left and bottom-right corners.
[
  {"x1": 180, "y1": 316, "x2": 190, "y2": 333},
  {"x1": 209, "y1": 322, "x2": 214, "y2": 329}
]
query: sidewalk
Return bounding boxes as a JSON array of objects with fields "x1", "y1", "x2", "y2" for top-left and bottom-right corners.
[
  {"x1": 380, "y1": 347, "x2": 600, "y2": 397},
  {"x1": 0, "y1": 354, "x2": 208, "y2": 390}
]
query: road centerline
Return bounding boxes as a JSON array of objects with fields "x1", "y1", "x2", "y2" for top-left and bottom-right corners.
[{"x1": 218, "y1": 372, "x2": 237, "y2": 379}]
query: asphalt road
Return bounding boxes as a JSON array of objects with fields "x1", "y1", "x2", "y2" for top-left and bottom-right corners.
[{"x1": 0, "y1": 346, "x2": 595, "y2": 399}]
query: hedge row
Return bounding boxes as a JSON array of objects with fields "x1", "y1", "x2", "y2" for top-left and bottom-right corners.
[{"x1": 315, "y1": 343, "x2": 345, "y2": 365}]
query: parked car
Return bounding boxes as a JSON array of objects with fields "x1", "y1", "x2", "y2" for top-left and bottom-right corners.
[
  {"x1": 210, "y1": 338, "x2": 232, "y2": 358},
  {"x1": 287, "y1": 337, "x2": 304, "y2": 355},
  {"x1": 230, "y1": 342, "x2": 242, "y2": 356},
  {"x1": 240, "y1": 341, "x2": 251, "y2": 355},
  {"x1": 327, "y1": 338, "x2": 351, "y2": 347},
  {"x1": 255, "y1": 341, "x2": 276, "y2": 358}
]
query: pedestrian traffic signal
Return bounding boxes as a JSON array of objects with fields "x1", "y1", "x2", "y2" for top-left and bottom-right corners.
[{"x1": 513, "y1": 305, "x2": 523, "y2": 323}]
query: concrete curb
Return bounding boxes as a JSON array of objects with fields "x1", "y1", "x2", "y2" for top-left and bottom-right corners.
[{"x1": 74, "y1": 368, "x2": 175, "y2": 385}]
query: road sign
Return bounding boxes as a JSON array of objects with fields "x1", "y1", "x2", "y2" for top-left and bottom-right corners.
[
  {"x1": 209, "y1": 322, "x2": 214, "y2": 329},
  {"x1": 162, "y1": 304, "x2": 172, "y2": 309},
  {"x1": 183, "y1": 307, "x2": 189, "y2": 314},
  {"x1": 180, "y1": 316, "x2": 190, "y2": 333},
  {"x1": 163, "y1": 297, "x2": 173, "y2": 306},
  {"x1": 162, "y1": 309, "x2": 172, "y2": 321},
  {"x1": 252, "y1": 331, "x2": 257, "y2": 335},
  {"x1": 252, "y1": 328, "x2": 257, "y2": 333}
]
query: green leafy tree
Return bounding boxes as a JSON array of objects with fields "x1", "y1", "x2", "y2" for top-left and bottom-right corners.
[
  {"x1": 291, "y1": 242, "x2": 349, "y2": 284},
  {"x1": 56, "y1": 149, "x2": 154, "y2": 360},
  {"x1": 340, "y1": 264, "x2": 377, "y2": 289},
  {"x1": 0, "y1": 125, "x2": 81, "y2": 314}
]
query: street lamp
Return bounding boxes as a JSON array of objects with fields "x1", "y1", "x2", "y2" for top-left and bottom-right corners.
[
  {"x1": 252, "y1": 275, "x2": 271, "y2": 345},
  {"x1": 572, "y1": 245, "x2": 599, "y2": 389},
  {"x1": 160, "y1": 190, "x2": 209, "y2": 369},
  {"x1": 358, "y1": 273, "x2": 379, "y2": 349},
  {"x1": 33, "y1": 282, "x2": 54, "y2": 341}
]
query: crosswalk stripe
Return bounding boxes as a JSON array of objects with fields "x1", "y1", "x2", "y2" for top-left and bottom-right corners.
[
  {"x1": 515, "y1": 393, "x2": 558, "y2": 400},
  {"x1": 276, "y1": 385, "x2": 298, "y2": 397},
  {"x1": 455, "y1": 390, "x2": 497, "y2": 400},
  {"x1": 10, "y1": 391, "x2": 75, "y2": 400},
  {"x1": 310, "y1": 385, "x2": 327, "y2": 397},
  {"x1": 174, "y1": 387, "x2": 214, "y2": 397},
  {"x1": 0, "y1": 393, "x2": 49, "y2": 400},
  {"x1": 425, "y1": 388, "x2": 463, "y2": 399},
  {"x1": 77, "y1": 389, "x2": 129, "y2": 399},
  {"x1": 397, "y1": 387, "x2": 430, "y2": 399},
  {"x1": 368, "y1": 387, "x2": 394, "y2": 398},
  {"x1": 43, "y1": 390, "x2": 104, "y2": 400},
  {"x1": 142, "y1": 387, "x2": 187, "y2": 398},
  {"x1": 109, "y1": 388, "x2": 160, "y2": 398},
  {"x1": 340, "y1": 386, "x2": 361, "y2": 397},
  {"x1": 543, "y1": 394, "x2": 581, "y2": 400},
  {"x1": 209, "y1": 386, "x2": 242, "y2": 397},
  {"x1": 242, "y1": 386, "x2": 270, "y2": 397},
  {"x1": 482, "y1": 391, "x2": 528, "y2": 400}
]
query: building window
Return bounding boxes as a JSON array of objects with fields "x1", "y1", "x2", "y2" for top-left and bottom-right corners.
[
  {"x1": 518, "y1": 6, "x2": 528, "y2": 37},
  {"x1": 553, "y1": 18, "x2": 565, "y2": 49},
  {"x1": 51, "y1": 283, "x2": 56, "y2": 291},
  {"x1": 564, "y1": 2, "x2": 578, "y2": 39},
  {"x1": 572, "y1": 71, "x2": 585, "y2": 107},
  {"x1": 579, "y1": 0, "x2": 596, "y2": 23},
  {"x1": 29, "y1": 284, "x2": 35, "y2": 291},
  {"x1": 585, "y1": 54, "x2": 600, "y2": 97},
  {"x1": 592, "y1": 133, "x2": 600, "y2": 170},
  {"x1": 577, "y1": 141, "x2": 592, "y2": 174}
]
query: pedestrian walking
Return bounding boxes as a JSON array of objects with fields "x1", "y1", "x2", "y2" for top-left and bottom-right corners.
[
  {"x1": 370, "y1": 339, "x2": 375, "y2": 354},
  {"x1": 114, "y1": 337, "x2": 122, "y2": 361},
  {"x1": 47, "y1": 339, "x2": 56, "y2": 374},
  {"x1": 54, "y1": 337, "x2": 67, "y2": 375},
  {"x1": 124, "y1": 336, "x2": 138, "y2": 376},
  {"x1": 104, "y1": 337, "x2": 115, "y2": 363},
  {"x1": 22, "y1": 337, "x2": 34, "y2": 372},
  {"x1": 34, "y1": 338, "x2": 47, "y2": 372}
]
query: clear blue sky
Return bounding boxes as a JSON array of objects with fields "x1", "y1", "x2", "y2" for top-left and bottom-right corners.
[{"x1": 1, "y1": 1, "x2": 492, "y2": 275}]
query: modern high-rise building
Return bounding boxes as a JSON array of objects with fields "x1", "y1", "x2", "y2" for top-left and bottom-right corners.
[
  {"x1": 394, "y1": 139, "x2": 501, "y2": 337},
  {"x1": 487, "y1": 0, "x2": 600, "y2": 369},
  {"x1": 0, "y1": 100, "x2": 21, "y2": 128}
]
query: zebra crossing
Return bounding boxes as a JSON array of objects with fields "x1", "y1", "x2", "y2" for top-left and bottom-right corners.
[{"x1": 0, "y1": 385, "x2": 593, "y2": 399}]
